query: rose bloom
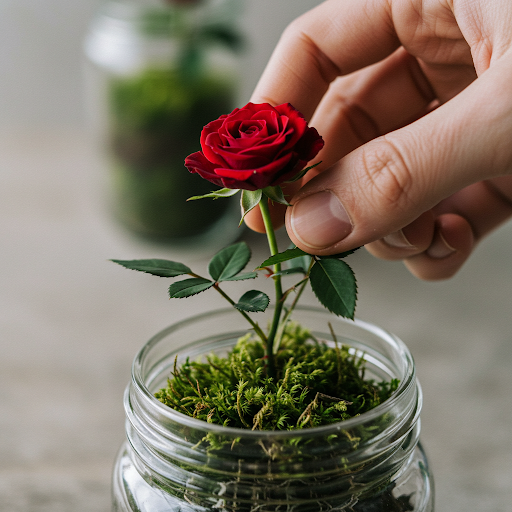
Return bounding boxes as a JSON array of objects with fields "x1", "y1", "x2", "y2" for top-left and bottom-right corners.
[{"x1": 185, "y1": 102, "x2": 324, "y2": 191}]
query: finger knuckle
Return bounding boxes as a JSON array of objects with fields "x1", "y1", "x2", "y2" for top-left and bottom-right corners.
[
  {"x1": 358, "y1": 137, "x2": 416, "y2": 215},
  {"x1": 282, "y1": 16, "x2": 343, "y2": 81}
]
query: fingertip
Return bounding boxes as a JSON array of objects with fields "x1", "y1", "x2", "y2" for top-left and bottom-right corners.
[
  {"x1": 243, "y1": 206, "x2": 266, "y2": 233},
  {"x1": 365, "y1": 210, "x2": 436, "y2": 260},
  {"x1": 404, "y1": 214, "x2": 474, "y2": 280}
]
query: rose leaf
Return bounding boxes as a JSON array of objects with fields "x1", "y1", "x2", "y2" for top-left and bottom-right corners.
[
  {"x1": 240, "y1": 189, "x2": 263, "y2": 224},
  {"x1": 168, "y1": 278, "x2": 214, "y2": 299},
  {"x1": 258, "y1": 247, "x2": 309, "y2": 268},
  {"x1": 188, "y1": 188, "x2": 240, "y2": 201},
  {"x1": 309, "y1": 259, "x2": 357, "y2": 319},
  {"x1": 262, "y1": 186, "x2": 290, "y2": 206},
  {"x1": 318, "y1": 247, "x2": 362, "y2": 259},
  {"x1": 286, "y1": 253, "x2": 313, "y2": 274},
  {"x1": 111, "y1": 259, "x2": 191, "y2": 277},
  {"x1": 234, "y1": 290, "x2": 270, "y2": 313},
  {"x1": 208, "y1": 242, "x2": 251, "y2": 282},
  {"x1": 223, "y1": 272, "x2": 258, "y2": 282},
  {"x1": 272, "y1": 267, "x2": 308, "y2": 277}
]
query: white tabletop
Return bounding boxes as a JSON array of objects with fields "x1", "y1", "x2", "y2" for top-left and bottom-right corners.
[{"x1": 1, "y1": 128, "x2": 511, "y2": 511}]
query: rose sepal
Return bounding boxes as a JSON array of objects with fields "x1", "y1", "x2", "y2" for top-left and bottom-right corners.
[
  {"x1": 240, "y1": 189, "x2": 263, "y2": 225},
  {"x1": 262, "y1": 186, "x2": 290, "y2": 206},
  {"x1": 286, "y1": 161, "x2": 322, "y2": 183},
  {"x1": 187, "y1": 188, "x2": 240, "y2": 201}
]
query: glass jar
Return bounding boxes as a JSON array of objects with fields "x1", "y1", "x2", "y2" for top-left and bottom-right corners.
[
  {"x1": 112, "y1": 307, "x2": 434, "y2": 511},
  {"x1": 84, "y1": 0, "x2": 244, "y2": 247}
]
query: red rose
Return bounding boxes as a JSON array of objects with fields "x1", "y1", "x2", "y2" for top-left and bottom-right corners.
[{"x1": 184, "y1": 102, "x2": 324, "y2": 191}]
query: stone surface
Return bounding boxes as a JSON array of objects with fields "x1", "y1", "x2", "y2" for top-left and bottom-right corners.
[{"x1": 1, "y1": 129, "x2": 511, "y2": 511}]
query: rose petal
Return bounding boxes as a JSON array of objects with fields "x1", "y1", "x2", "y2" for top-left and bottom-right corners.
[
  {"x1": 213, "y1": 146, "x2": 270, "y2": 170},
  {"x1": 275, "y1": 103, "x2": 305, "y2": 122},
  {"x1": 227, "y1": 131, "x2": 279, "y2": 151},
  {"x1": 295, "y1": 126, "x2": 324, "y2": 161},
  {"x1": 201, "y1": 118, "x2": 228, "y2": 163},
  {"x1": 219, "y1": 109, "x2": 254, "y2": 137},
  {"x1": 250, "y1": 109, "x2": 279, "y2": 135},
  {"x1": 223, "y1": 135, "x2": 266, "y2": 149},
  {"x1": 203, "y1": 132, "x2": 229, "y2": 166},
  {"x1": 238, "y1": 119, "x2": 267, "y2": 138},
  {"x1": 279, "y1": 114, "x2": 307, "y2": 147},
  {"x1": 218, "y1": 176, "x2": 258, "y2": 190},
  {"x1": 214, "y1": 167, "x2": 256, "y2": 181},
  {"x1": 184, "y1": 151, "x2": 225, "y2": 188},
  {"x1": 244, "y1": 102, "x2": 279, "y2": 116},
  {"x1": 210, "y1": 152, "x2": 293, "y2": 190},
  {"x1": 248, "y1": 153, "x2": 294, "y2": 188}
]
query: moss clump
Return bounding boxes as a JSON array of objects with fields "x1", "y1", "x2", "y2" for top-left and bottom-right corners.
[{"x1": 155, "y1": 322, "x2": 399, "y2": 430}]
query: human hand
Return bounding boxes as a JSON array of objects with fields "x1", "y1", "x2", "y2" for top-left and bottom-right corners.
[{"x1": 245, "y1": 0, "x2": 512, "y2": 280}]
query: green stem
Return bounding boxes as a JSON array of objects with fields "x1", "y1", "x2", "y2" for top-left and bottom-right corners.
[
  {"x1": 189, "y1": 271, "x2": 268, "y2": 343},
  {"x1": 212, "y1": 283, "x2": 268, "y2": 343},
  {"x1": 258, "y1": 197, "x2": 283, "y2": 379},
  {"x1": 287, "y1": 258, "x2": 315, "y2": 315},
  {"x1": 287, "y1": 275, "x2": 309, "y2": 317},
  {"x1": 272, "y1": 272, "x2": 311, "y2": 354}
]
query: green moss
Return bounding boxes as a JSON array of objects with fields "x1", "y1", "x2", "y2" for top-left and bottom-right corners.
[{"x1": 155, "y1": 321, "x2": 399, "y2": 431}]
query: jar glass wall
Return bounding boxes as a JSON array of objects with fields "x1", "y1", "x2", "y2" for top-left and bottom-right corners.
[
  {"x1": 112, "y1": 307, "x2": 434, "y2": 511},
  {"x1": 84, "y1": 0, "x2": 245, "y2": 247}
]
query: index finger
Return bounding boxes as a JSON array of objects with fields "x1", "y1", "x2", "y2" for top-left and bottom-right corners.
[{"x1": 250, "y1": 0, "x2": 400, "y2": 120}]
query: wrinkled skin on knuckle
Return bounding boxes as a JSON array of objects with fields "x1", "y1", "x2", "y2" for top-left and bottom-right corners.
[{"x1": 357, "y1": 138, "x2": 416, "y2": 220}]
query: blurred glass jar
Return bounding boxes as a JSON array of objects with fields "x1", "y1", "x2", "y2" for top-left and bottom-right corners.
[{"x1": 84, "y1": 0, "x2": 245, "y2": 247}]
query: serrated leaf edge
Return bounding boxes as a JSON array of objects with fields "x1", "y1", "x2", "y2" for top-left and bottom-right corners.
[
  {"x1": 234, "y1": 290, "x2": 270, "y2": 313},
  {"x1": 168, "y1": 278, "x2": 214, "y2": 299},
  {"x1": 310, "y1": 259, "x2": 357, "y2": 319},
  {"x1": 258, "y1": 247, "x2": 309, "y2": 269},
  {"x1": 208, "y1": 242, "x2": 251, "y2": 282},
  {"x1": 111, "y1": 258, "x2": 192, "y2": 277}
]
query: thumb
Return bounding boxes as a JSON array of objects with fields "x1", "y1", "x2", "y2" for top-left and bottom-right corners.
[{"x1": 285, "y1": 58, "x2": 512, "y2": 254}]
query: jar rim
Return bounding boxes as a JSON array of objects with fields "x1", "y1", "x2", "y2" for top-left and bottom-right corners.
[{"x1": 130, "y1": 305, "x2": 417, "y2": 439}]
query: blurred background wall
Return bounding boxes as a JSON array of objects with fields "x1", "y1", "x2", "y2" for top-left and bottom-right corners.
[
  {"x1": 0, "y1": 0, "x2": 321, "y2": 129},
  {"x1": 1, "y1": 1, "x2": 512, "y2": 511}
]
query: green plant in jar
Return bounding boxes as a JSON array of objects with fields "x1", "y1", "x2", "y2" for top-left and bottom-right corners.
[{"x1": 102, "y1": 0, "x2": 245, "y2": 241}]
